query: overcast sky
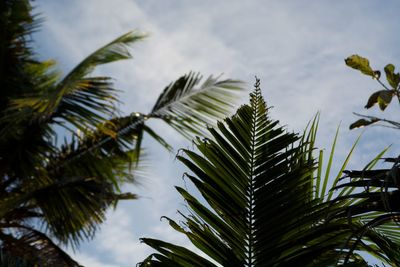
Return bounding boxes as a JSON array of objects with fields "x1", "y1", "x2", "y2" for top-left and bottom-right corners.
[{"x1": 33, "y1": 1, "x2": 400, "y2": 266}]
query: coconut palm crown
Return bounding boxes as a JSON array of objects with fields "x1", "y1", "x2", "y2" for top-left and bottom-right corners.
[{"x1": 140, "y1": 80, "x2": 400, "y2": 266}]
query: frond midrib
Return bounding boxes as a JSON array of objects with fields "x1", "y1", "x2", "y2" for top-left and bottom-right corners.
[{"x1": 245, "y1": 87, "x2": 263, "y2": 266}]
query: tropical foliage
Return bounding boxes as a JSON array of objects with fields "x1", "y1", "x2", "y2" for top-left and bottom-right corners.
[
  {"x1": 345, "y1": 54, "x2": 400, "y2": 130},
  {"x1": 0, "y1": 1, "x2": 242, "y2": 266},
  {"x1": 335, "y1": 158, "x2": 400, "y2": 233},
  {"x1": 333, "y1": 55, "x2": 400, "y2": 238},
  {"x1": 140, "y1": 81, "x2": 400, "y2": 266}
]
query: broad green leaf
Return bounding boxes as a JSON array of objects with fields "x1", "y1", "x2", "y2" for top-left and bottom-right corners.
[
  {"x1": 345, "y1": 55, "x2": 374, "y2": 77},
  {"x1": 384, "y1": 64, "x2": 400, "y2": 89}
]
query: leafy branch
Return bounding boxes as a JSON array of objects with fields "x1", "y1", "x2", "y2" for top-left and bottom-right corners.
[{"x1": 345, "y1": 55, "x2": 400, "y2": 129}]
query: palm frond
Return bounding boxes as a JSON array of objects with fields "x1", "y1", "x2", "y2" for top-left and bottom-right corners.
[
  {"x1": 140, "y1": 82, "x2": 389, "y2": 266},
  {"x1": 44, "y1": 111, "x2": 168, "y2": 172},
  {"x1": 0, "y1": 249, "x2": 30, "y2": 267},
  {"x1": 5, "y1": 31, "x2": 147, "y2": 132},
  {"x1": 149, "y1": 72, "x2": 243, "y2": 139},
  {"x1": 54, "y1": 113, "x2": 146, "y2": 168},
  {"x1": 53, "y1": 30, "x2": 146, "y2": 126},
  {"x1": 39, "y1": 149, "x2": 139, "y2": 245},
  {"x1": 0, "y1": 226, "x2": 81, "y2": 267},
  {"x1": 0, "y1": 0, "x2": 40, "y2": 102},
  {"x1": 0, "y1": 132, "x2": 140, "y2": 247},
  {"x1": 306, "y1": 119, "x2": 400, "y2": 265},
  {"x1": 317, "y1": 126, "x2": 362, "y2": 202},
  {"x1": 332, "y1": 152, "x2": 400, "y2": 240},
  {"x1": 1, "y1": 172, "x2": 137, "y2": 247}
]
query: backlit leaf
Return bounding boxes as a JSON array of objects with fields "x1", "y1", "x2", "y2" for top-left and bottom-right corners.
[
  {"x1": 384, "y1": 64, "x2": 400, "y2": 89},
  {"x1": 345, "y1": 55, "x2": 374, "y2": 77}
]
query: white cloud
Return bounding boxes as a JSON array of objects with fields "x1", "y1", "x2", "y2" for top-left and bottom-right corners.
[
  {"x1": 91, "y1": 209, "x2": 150, "y2": 265},
  {"x1": 71, "y1": 253, "x2": 119, "y2": 267}
]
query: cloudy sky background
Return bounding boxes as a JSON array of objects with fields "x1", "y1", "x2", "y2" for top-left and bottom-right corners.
[{"x1": 33, "y1": 0, "x2": 400, "y2": 266}]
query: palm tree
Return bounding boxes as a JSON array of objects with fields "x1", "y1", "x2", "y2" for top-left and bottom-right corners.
[
  {"x1": 140, "y1": 81, "x2": 400, "y2": 266},
  {"x1": 0, "y1": 1, "x2": 243, "y2": 266}
]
